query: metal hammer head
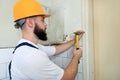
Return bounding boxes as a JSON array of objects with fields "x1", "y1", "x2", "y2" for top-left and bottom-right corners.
[{"x1": 74, "y1": 31, "x2": 81, "y2": 35}]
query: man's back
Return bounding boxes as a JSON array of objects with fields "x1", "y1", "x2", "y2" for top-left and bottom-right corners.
[{"x1": 10, "y1": 39, "x2": 64, "y2": 80}]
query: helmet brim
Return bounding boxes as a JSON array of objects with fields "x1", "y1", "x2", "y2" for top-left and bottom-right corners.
[{"x1": 43, "y1": 14, "x2": 51, "y2": 18}]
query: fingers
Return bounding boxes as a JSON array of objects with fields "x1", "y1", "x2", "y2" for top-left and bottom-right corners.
[
  {"x1": 78, "y1": 31, "x2": 85, "y2": 40},
  {"x1": 73, "y1": 48, "x2": 82, "y2": 59},
  {"x1": 76, "y1": 30, "x2": 85, "y2": 34}
]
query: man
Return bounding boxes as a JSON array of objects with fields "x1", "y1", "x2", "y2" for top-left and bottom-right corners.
[{"x1": 9, "y1": 0, "x2": 85, "y2": 80}]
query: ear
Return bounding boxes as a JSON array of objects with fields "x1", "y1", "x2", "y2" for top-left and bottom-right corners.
[{"x1": 26, "y1": 18, "x2": 35, "y2": 28}]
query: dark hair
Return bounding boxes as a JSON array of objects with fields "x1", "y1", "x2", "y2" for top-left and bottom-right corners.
[{"x1": 14, "y1": 19, "x2": 26, "y2": 29}]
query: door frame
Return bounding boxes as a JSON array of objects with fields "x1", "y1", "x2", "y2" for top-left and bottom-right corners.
[{"x1": 82, "y1": 0, "x2": 94, "y2": 80}]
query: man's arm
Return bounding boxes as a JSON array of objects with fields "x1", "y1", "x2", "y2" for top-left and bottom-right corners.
[
  {"x1": 56, "y1": 30, "x2": 85, "y2": 80},
  {"x1": 54, "y1": 39, "x2": 75, "y2": 55},
  {"x1": 54, "y1": 30, "x2": 85, "y2": 55},
  {"x1": 61, "y1": 48, "x2": 82, "y2": 80}
]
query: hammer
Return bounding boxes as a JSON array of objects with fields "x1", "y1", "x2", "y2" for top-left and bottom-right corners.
[
  {"x1": 74, "y1": 31, "x2": 82, "y2": 64},
  {"x1": 74, "y1": 31, "x2": 81, "y2": 50}
]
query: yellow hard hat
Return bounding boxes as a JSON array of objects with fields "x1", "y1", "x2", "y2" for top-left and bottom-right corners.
[{"x1": 14, "y1": 0, "x2": 50, "y2": 22}]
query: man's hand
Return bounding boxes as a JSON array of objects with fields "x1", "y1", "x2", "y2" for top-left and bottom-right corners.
[
  {"x1": 73, "y1": 48, "x2": 83, "y2": 59},
  {"x1": 75, "y1": 30, "x2": 85, "y2": 40}
]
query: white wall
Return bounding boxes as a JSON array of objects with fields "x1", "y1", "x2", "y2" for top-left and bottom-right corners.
[
  {"x1": 0, "y1": 49, "x2": 13, "y2": 80},
  {"x1": 0, "y1": 0, "x2": 83, "y2": 46},
  {"x1": 0, "y1": 0, "x2": 85, "y2": 80},
  {"x1": 50, "y1": 0, "x2": 82, "y2": 34},
  {"x1": 0, "y1": 0, "x2": 21, "y2": 48}
]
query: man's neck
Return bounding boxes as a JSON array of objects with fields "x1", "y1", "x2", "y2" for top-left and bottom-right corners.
[{"x1": 22, "y1": 33, "x2": 39, "y2": 45}]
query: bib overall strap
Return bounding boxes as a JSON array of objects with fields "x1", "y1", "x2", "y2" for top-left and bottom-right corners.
[{"x1": 9, "y1": 42, "x2": 39, "y2": 80}]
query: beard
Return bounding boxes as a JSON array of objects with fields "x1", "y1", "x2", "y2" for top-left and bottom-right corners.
[{"x1": 34, "y1": 23, "x2": 47, "y2": 41}]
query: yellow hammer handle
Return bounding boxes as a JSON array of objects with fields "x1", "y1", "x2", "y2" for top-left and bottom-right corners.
[{"x1": 75, "y1": 35, "x2": 79, "y2": 50}]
